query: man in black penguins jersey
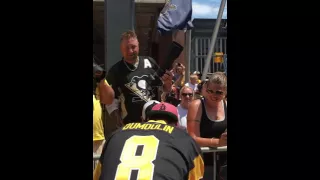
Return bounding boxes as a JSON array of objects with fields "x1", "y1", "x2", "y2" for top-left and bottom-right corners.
[{"x1": 106, "y1": 30, "x2": 174, "y2": 126}]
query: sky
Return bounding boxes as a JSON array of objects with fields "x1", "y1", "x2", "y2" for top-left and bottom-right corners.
[{"x1": 192, "y1": 0, "x2": 227, "y2": 19}]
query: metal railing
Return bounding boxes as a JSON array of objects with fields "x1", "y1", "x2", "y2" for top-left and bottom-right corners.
[
  {"x1": 192, "y1": 37, "x2": 227, "y2": 73},
  {"x1": 202, "y1": 146, "x2": 227, "y2": 180},
  {"x1": 93, "y1": 146, "x2": 227, "y2": 180}
]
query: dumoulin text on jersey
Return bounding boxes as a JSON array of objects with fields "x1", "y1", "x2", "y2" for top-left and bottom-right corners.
[{"x1": 122, "y1": 123, "x2": 174, "y2": 134}]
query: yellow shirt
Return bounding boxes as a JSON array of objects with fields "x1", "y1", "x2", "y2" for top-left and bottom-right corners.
[{"x1": 93, "y1": 86, "x2": 105, "y2": 141}]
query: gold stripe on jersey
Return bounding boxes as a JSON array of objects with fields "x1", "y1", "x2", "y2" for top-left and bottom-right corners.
[{"x1": 188, "y1": 155, "x2": 204, "y2": 180}]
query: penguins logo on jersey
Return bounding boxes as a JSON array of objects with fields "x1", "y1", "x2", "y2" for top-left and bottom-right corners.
[{"x1": 124, "y1": 75, "x2": 155, "y2": 102}]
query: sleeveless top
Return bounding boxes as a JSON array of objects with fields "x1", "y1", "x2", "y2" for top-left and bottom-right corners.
[{"x1": 200, "y1": 98, "x2": 227, "y2": 166}]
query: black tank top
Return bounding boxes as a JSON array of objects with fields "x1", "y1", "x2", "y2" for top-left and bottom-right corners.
[{"x1": 200, "y1": 98, "x2": 227, "y2": 166}]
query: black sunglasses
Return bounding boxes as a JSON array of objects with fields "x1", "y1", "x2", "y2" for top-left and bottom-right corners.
[
  {"x1": 206, "y1": 89, "x2": 224, "y2": 95},
  {"x1": 181, "y1": 93, "x2": 193, "y2": 97}
]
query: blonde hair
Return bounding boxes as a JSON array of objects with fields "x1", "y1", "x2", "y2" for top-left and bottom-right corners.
[
  {"x1": 120, "y1": 30, "x2": 138, "y2": 42},
  {"x1": 180, "y1": 85, "x2": 194, "y2": 97},
  {"x1": 190, "y1": 74, "x2": 198, "y2": 79}
]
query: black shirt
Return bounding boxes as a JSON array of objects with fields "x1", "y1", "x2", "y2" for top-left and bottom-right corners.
[
  {"x1": 200, "y1": 98, "x2": 227, "y2": 179},
  {"x1": 96, "y1": 120, "x2": 204, "y2": 180},
  {"x1": 106, "y1": 56, "x2": 163, "y2": 124}
]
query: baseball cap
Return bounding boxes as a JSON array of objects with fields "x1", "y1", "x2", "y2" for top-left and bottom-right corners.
[
  {"x1": 193, "y1": 71, "x2": 200, "y2": 74},
  {"x1": 142, "y1": 100, "x2": 160, "y2": 120},
  {"x1": 147, "y1": 102, "x2": 179, "y2": 123}
]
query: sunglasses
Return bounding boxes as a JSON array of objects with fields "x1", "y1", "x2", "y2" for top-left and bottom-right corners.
[
  {"x1": 206, "y1": 89, "x2": 224, "y2": 95},
  {"x1": 181, "y1": 93, "x2": 193, "y2": 97}
]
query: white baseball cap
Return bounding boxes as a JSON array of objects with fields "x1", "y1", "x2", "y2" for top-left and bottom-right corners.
[{"x1": 141, "y1": 100, "x2": 160, "y2": 120}]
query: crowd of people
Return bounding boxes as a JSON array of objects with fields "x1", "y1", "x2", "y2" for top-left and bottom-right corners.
[{"x1": 93, "y1": 30, "x2": 227, "y2": 180}]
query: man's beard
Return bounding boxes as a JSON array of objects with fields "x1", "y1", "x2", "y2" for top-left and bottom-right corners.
[
  {"x1": 132, "y1": 52, "x2": 138, "y2": 60},
  {"x1": 126, "y1": 52, "x2": 138, "y2": 63}
]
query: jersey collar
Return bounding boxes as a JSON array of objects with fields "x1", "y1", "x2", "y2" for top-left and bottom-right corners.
[{"x1": 147, "y1": 120, "x2": 167, "y2": 124}]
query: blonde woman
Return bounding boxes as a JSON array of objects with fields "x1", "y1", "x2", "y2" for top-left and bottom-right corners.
[
  {"x1": 187, "y1": 72, "x2": 227, "y2": 180},
  {"x1": 177, "y1": 86, "x2": 194, "y2": 130}
]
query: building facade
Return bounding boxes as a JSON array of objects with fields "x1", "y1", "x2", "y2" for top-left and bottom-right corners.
[
  {"x1": 191, "y1": 18, "x2": 227, "y2": 73},
  {"x1": 93, "y1": 0, "x2": 186, "y2": 70}
]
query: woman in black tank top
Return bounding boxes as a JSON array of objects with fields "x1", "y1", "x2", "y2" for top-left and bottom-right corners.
[{"x1": 187, "y1": 72, "x2": 227, "y2": 180}]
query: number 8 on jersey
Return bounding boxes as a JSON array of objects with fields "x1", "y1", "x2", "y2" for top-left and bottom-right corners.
[{"x1": 115, "y1": 135, "x2": 160, "y2": 180}]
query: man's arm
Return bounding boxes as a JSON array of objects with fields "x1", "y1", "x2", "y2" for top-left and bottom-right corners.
[
  {"x1": 174, "y1": 135, "x2": 204, "y2": 180},
  {"x1": 174, "y1": 64, "x2": 186, "y2": 88},
  {"x1": 188, "y1": 138, "x2": 205, "y2": 180},
  {"x1": 174, "y1": 73, "x2": 185, "y2": 87},
  {"x1": 93, "y1": 129, "x2": 120, "y2": 180},
  {"x1": 98, "y1": 80, "x2": 114, "y2": 105},
  {"x1": 105, "y1": 67, "x2": 123, "y2": 127},
  {"x1": 161, "y1": 70, "x2": 173, "y2": 93},
  {"x1": 188, "y1": 154, "x2": 204, "y2": 180},
  {"x1": 148, "y1": 56, "x2": 173, "y2": 93}
]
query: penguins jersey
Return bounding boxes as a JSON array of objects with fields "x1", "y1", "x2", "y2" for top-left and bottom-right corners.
[
  {"x1": 106, "y1": 56, "x2": 163, "y2": 124},
  {"x1": 93, "y1": 120, "x2": 204, "y2": 180}
]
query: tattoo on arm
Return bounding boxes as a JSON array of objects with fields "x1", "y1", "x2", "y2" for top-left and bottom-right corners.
[{"x1": 188, "y1": 119, "x2": 201, "y2": 123}]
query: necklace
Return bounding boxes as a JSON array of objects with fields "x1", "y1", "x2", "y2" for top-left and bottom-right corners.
[{"x1": 123, "y1": 57, "x2": 139, "y2": 71}]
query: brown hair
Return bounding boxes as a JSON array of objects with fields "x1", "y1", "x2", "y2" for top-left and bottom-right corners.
[
  {"x1": 120, "y1": 30, "x2": 138, "y2": 42},
  {"x1": 208, "y1": 72, "x2": 227, "y2": 90}
]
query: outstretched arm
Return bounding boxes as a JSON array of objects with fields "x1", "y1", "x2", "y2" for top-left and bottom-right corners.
[
  {"x1": 161, "y1": 70, "x2": 174, "y2": 93},
  {"x1": 105, "y1": 68, "x2": 124, "y2": 127},
  {"x1": 98, "y1": 80, "x2": 114, "y2": 105}
]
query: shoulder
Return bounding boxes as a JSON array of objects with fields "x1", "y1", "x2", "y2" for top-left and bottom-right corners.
[
  {"x1": 171, "y1": 130, "x2": 202, "y2": 157},
  {"x1": 140, "y1": 56, "x2": 158, "y2": 67},
  {"x1": 172, "y1": 127, "x2": 194, "y2": 142},
  {"x1": 189, "y1": 99, "x2": 202, "y2": 109},
  {"x1": 187, "y1": 99, "x2": 203, "y2": 120},
  {"x1": 104, "y1": 79, "x2": 110, "y2": 86},
  {"x1": 107, "y1": 61, "x2": 126, "y2": 82},
  {"x1": 176, "y1": 104, "x2": 185, "y2": 113},
  {"x1": 169, "y1": 132, "x2": 204, "y2": 178},
  {"x1": 99, "y1": 128, "x2": 122, "y2": 164},
  {"x1": 104, "y1": 128, "x2": 122, "y2": 143},
  {"x1": 142, "y1": 56, "x2": 157, "y2": 63},
  {"x1": 108, "y1": 60, "x2": 124, "y2": 73},
  {"x1": 101, "y1": 127, "x2": 131, "y2": 152},
  {"x1": 170, "y1": 133, "x2": 204, "y2": 179}
]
